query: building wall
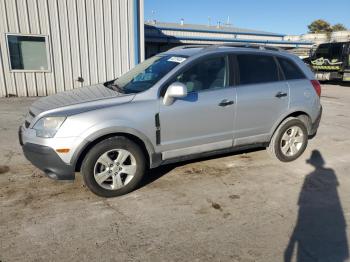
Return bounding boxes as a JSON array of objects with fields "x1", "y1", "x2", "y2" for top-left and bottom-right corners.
[
  {"x1": 145, "y1": 23, "x2": 313, "y2": 58},
  {"x1": 284, "y1": 31, "x2": 350, "y2": 45},
  {"x1": 0, "y1": 0, "x2": 144, "y2": 97},
  {"x1": 157, "y1": 29, "x2": 283, "y2": 42}
]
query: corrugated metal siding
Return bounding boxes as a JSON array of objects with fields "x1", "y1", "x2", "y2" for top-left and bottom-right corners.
[{"x1": 0, "y1": 0, "x2": 144, "y2": 97}]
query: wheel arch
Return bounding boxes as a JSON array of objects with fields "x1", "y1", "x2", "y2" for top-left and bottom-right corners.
[
  {"x1": 73, "y1": 129, "x2": 158, "y2": 173},
  {"x1": 270, "y1": 110, "x2": 312, "y2": 142}
]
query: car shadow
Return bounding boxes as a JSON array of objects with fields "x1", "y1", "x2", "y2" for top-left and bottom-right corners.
[
  {"x1": 284, "y1": 150, "x2": 349, "y2": 262},
  {"x1": 340, "y1": 82, "x2": 350, "y2": 87},
  {"x1": 138, "y1": 147, "x2": 266, "y2": 189},
  {"x1": 322, "y1": 80, "x2": 350, "y2": 87}
]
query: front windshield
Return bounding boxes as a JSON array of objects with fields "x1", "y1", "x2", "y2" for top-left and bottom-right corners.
[
  {"x1": 105, "y1": 55, "x2": 187, "y2": 94},
  {"x1": 314, "y1": 43, "x2": 344, "y2": 60}
]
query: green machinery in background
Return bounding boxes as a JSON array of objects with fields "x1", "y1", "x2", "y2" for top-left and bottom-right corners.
[{"x1": 304, "y1": 42, "x2": 350, "y2": 82}]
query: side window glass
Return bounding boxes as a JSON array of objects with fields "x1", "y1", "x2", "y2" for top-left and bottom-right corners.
[
  {"x1": 237, "y1": 54, "x2": 279, "y2": 85},
  {"x1": 174, "y1": 56, "x2": 228, "y2": 92},
  {"x1": 278, "y1": 58, "x2": 306, "y2": 80}
]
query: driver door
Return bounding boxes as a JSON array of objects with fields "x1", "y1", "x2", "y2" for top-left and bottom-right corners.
[{"x1": 158, "y1": 55, "x2": 236, "y2": 160}]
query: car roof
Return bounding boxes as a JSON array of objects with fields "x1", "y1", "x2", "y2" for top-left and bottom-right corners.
[
  {"x1": 160, "y1": 45, "x2": 313, "y2": 80},
  {"x1": 162, "y1": 45, "x2": 298, "y2": 61},
  {"x1": 163, "y1": 47, "x2": 205, "y2": 57}
]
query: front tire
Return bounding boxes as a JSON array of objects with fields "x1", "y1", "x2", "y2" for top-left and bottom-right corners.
[
  {"x1": 81, "y1": 136, "x2": 146, "y2": 197},
  {"x1": 268, "y1": 117, "x2": 308, "y2": 162}
]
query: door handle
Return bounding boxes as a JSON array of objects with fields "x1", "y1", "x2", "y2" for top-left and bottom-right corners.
[
  {"x1": 218, "y1": 99, "x2": 234, "y2": 107},
  {"x1": 275, "y1": 91, "x2": 288, "y2": 98}
]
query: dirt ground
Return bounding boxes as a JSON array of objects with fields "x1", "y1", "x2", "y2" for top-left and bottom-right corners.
[{"x1": 1, "y1": 84, "x2": 350, "y2": 262}]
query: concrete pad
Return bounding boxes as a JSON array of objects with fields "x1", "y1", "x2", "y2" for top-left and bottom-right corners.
[{"x1": 0, "y1": 84, "x2": 349, "y2": 262}]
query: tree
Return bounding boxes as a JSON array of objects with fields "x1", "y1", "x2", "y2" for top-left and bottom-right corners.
[
  {"x1": 332, "y1": 23, "x2": 347, "y2": 32},
  {"x1": 308, "y1": 19, "x2": 332, "y2": 33}
]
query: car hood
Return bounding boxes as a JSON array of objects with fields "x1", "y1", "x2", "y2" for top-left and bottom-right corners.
[{"x1": 28, "y1": 83, "x2": 135, "y2": 117}]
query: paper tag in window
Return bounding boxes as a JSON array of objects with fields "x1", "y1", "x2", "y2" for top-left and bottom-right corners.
[{"x1": 168, "y1": 57, "x2": 186, "y2": 63}]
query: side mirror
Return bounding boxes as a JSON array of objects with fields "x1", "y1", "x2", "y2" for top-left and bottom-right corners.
[{"x1": 163, "y1": 82, "x2": 187, "y2": 106}]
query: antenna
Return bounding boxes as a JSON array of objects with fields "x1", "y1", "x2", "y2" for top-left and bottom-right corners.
[
  {"x1": 225, "y1": 16, "x2": 232, "y2": 27},
  {"x1": 180, "y1": 18, "x2": 184, "y2": 26},
  {"x1": 151, "y1": 10, "x2": 156, "y2": 24}
]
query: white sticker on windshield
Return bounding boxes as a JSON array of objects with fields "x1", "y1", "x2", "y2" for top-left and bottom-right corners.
[{"x1": 168, "y1": 56, "x2": 186, "y2": 63}]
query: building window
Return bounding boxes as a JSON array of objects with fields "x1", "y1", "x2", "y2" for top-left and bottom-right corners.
[{"x1": 6, "y1": 34, "x2": 50, "y2": 72}]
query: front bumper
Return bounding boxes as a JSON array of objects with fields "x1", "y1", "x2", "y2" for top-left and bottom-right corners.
[
  {"x1": 343, "y1": 72, "x2": 350, "y2": 82},
  {"x1": 21, "y1": 141, "x2": 75, "y2": 180},
  {"x1": 315, "y1": 71, "x2": 342, "y2": 81}
]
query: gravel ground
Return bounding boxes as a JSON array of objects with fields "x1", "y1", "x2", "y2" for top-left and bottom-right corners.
[{"x1": 0, "y1": 84, "x2": 350, "y2": 262}]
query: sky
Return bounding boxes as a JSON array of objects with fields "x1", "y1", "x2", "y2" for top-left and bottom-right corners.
[{"x1": 144, "y1": 0, "x2": 350, "y2": 35}]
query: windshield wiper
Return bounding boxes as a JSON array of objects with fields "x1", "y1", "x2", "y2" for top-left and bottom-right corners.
[
  {"x1": 104, "y1": 79, "x2": 124, "y2": 93},
  {"x1": 108, "y1": 83, "x2": 123, "y2": 93}
]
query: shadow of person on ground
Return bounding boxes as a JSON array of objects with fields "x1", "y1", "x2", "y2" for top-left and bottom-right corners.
[{"x1": 284, "y1": 150, "x2": 348, "y2": 262}]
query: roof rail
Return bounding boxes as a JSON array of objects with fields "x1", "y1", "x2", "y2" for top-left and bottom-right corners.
[
  {"x1": 205, "y1": 43, "x2": 283, "y2": 52},
  {"x1": 167, "y1": 43, "x2": 283, "y2": 53}
]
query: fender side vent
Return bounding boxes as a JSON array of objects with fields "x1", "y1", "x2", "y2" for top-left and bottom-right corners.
[
  {"x1": 155, "y1": 113, "x2": 160, "y2": 145},
  {"x1": 155, "y1": 113, "x2": 160, "y2": 128}
]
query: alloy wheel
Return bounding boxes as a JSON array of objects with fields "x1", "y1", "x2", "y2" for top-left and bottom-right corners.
[
  {"x1": 93, "y1": 149, "x2": 137, "y2": 190},
  {"x1": 280, "y1": 126, "x2": 305, "y2": 157}
]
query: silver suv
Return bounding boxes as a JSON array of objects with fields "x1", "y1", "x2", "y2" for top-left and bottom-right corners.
[{"x1": 19, "y1": 45, "x2": 322, "y2": 197}]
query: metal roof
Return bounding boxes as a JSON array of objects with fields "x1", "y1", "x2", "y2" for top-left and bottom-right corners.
[{"x1": 145, "y1": 21, "x2": 286, "y2": 37}]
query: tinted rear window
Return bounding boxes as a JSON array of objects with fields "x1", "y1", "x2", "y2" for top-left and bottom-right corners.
[
  {"x1": 278, "y1": 57, "x2": 305, "y2": 80},
  {"x1": 237, "y1": 54, "x2": 279, "y2": 85}
]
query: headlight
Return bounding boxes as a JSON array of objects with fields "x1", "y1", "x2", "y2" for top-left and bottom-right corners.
[{"x1": 33, "y1": 116, "x2": 66, "y2": 138}]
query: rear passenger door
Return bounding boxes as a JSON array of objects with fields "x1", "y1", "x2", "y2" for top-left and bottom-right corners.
[
  {"x1": 233, "y1": 53, "x2": 289, "y2": 146},
  {"x1": 277, "y1": 56, "x2": 314, "y2": 115}
]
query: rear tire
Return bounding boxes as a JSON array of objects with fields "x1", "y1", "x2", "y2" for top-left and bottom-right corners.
[
  {"x1": 81, "y1": 136, "x2": 146, "y2": 197},
  {"x1": 268, "y1": 117, "x2": 308, "y2": 162}
]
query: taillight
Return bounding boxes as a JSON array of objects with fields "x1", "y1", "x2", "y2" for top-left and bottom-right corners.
[{"x1": 311, "y1": 80, "x2": 321, "y2": 97}]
